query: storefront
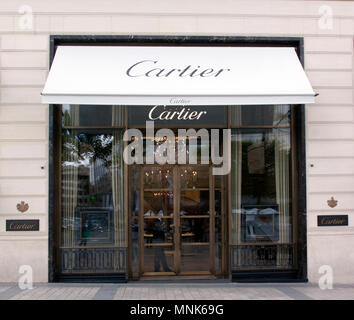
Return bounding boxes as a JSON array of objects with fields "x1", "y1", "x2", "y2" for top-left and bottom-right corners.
[
  {"x1": 2, "y1": 1, "x2": 354, "y2": 285},
  {"x1": 41, "y1": 36, "x2": 314, "y2": 282}
]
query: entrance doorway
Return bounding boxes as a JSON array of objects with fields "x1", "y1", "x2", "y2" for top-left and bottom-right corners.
[{"x1": 129, "y1": 164, "x2": 226, "y2": 279}]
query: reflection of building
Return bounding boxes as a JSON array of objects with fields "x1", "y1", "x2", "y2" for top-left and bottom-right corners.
[
  {"x1": 86, "y1": 157, "x2": 113, "y2": 207},
  {"x1": 62, "y1": 156, "x2": 113, "y2": 208}
]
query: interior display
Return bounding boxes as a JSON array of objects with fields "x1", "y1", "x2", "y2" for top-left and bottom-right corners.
[
  {"x1": 241, "y1": 205, "x2": 279, "y2": 242},
  {"x1": 75, "y1": 207, "x2": 114, "y2": 245},
  {"x1": 144, "y1": 210, "x2": 155, "y2": 217}
]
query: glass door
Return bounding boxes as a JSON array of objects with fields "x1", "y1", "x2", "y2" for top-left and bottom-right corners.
[
  {"x1": 178, "y1": 165, "x2": 212, "y2": 274},
  {"x1": 140, "y1": 166, "x2": 176, "y2": 275},
  {"x1": 137, "y1": 164, "x2": 224, "y2": 277}
]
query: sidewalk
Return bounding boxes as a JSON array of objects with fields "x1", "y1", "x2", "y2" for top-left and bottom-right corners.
[{"x1": 0, "y1": 282, "x2": 354, "y2": 300}]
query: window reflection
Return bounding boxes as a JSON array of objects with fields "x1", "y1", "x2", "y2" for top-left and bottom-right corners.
[
  {"x1": 61, "y1": 129, "x2": 125, "y2": 273},
  {"x1": 62, "y1": 131, "x2": 114, "y2": 210},
  {"x1": 62, "y1": 105, "x2": 125, "y2": 127},
  {"x1": 231, "y1": 105, "x2": 290, "y2": 127},
  {"x1": 231, "y1": 127, "x2": 292, "y2": 269}
]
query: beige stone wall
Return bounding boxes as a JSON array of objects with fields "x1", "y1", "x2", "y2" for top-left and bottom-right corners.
[{"x1": 0, "y1": 0, "x2": 353, "y2": 284}]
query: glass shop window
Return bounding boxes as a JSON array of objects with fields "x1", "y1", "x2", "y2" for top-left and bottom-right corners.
[
  {"x1": 230, "y1": 105, "x2": 290, "y2": 127},
  {"x1": 62, "y1": 104, "x2": 125, "y2": 127},
  {"x1": 230, "y1": 105, "x2": 293, "y2": 270},
  {"x1": 60, "y1": 105, "x2": 126, "y2": 274}
]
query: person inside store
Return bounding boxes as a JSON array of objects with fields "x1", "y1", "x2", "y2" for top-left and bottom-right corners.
[{"x1": 152, "y1": 218, "x2": 172, "y2": 272}]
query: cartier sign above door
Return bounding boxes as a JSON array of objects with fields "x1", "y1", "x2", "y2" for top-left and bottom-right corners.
[{"x1": 128, "y1": 105, "x2": 228, "y2": 127}]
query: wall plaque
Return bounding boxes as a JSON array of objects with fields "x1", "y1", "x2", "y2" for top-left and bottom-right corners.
[
  {"x1": 6, "y1": 220, "x2": 40, "y2": 231},
  {"x1": 317, "y1": 215, "x2": 348, "y2": 227}
]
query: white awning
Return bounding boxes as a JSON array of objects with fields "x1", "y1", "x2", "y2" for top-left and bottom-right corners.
[{"x1": 41, "y1": 46, "x2": 315, "y2": 105}]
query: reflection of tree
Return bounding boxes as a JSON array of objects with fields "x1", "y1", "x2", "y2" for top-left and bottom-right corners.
[
  {"x1": 62, "y1": 131, "x2": 115, "y2": 207},
  {"x1": 62, "y1": 131, "x2": 113, "y2": 167},
  {"x1": 78, "y1": 133, "x2": 113, "y2": 167}
]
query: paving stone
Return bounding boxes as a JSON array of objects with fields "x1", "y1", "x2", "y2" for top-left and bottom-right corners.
[
  {"x1": 0, "y1": 286, "x2": 11, "y2": 294},
  {"x1": 1, "y1": 283, "x2": 354, "y2": 300},
  {"x1": 294, "y1": 286, "x2": 354, "y2": 300},
  {"x1": 0, "y1": 286, "x2": 22, "y2": 300},
  {"x1": 275, "y1": 286, "x2": 313, "y2": 300},
  {"x1": 93, "y1": 286, "x2": 117, "y2": 300}
]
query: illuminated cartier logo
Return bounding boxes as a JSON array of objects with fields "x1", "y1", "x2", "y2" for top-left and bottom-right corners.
[
  {"x1": 126, "y1": 60, "x2": 231, "y2": 78},
  {"x1": 148, "y1": 106, "x2": 207, "y2": 121}
]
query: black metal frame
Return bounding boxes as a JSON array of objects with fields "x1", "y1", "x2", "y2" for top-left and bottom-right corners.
[{"x1": 48, "y1": 35, "x2": 307, "y2": 283}]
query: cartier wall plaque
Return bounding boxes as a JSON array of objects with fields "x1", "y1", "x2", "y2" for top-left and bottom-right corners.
[
  {"x1": 317, "y1": 215, "x2": 348, "y2": 227},
  {"x1": 6, "y1": 220, "x2": 40, "y2": 231}
]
